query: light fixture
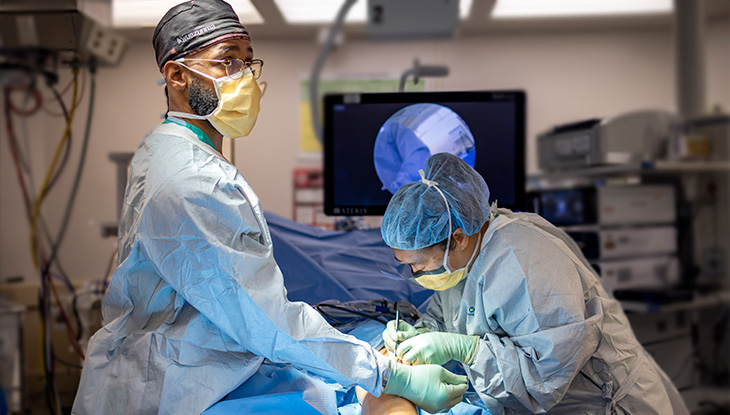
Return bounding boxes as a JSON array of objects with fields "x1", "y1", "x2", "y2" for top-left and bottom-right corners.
[
  {"x1": 113, "y1": 0, "x2": 264, "y2": 28},
  {"x1": 273, "y1": 0, "x2": 367, "y2": 24},
  {"x1": 461, "y1": 0, "x2": 473, "y2": 20},
  {"x1": 274, "y1": 0, "x2": 472, "y2": 25},
  {"x1": 491, "y1": 0, "x2": 672, "y2": 19}
]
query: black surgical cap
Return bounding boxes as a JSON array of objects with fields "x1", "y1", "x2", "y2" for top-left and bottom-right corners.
[{"x1": 153, "y1": 0, "x2": 249, "y2": 72}]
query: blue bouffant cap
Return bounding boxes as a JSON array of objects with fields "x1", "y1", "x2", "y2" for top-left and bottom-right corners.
[
  {"x1": 153, "y1": 0, "x2": 249, "y2": 71},
  {"x1": 381, "y1": 153, "x2": 491, "y2": 250}
]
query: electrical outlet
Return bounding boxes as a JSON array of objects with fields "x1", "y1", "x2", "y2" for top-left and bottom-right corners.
[{"x1": 84, "y1": 23, "x2": 127, "y2": 66}]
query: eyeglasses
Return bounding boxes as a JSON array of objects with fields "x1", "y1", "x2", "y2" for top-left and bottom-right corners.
[{"x1": 177, "y1": 58, "x2": 264, "y2": 79}]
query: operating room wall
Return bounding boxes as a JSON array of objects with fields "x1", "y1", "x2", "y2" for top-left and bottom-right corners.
[{"x1": 0, "y1": 19, "x2": 728, "y2": 284}]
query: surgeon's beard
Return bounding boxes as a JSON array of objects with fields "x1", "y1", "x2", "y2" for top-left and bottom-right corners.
[{"x1": 188, "y1": 76, "x2": 219, "y2": 117}]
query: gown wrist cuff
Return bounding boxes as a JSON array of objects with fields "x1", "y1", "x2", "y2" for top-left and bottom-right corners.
[{"x1": 462, "y1": 335, "x2": 480, "y2": 366}]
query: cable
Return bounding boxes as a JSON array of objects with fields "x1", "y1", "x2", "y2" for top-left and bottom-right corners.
[
  {"x1": 43, "y1": 63, "x2": 100, "y2": 374},
  {"x1": 12, "y1": 74, "x2": 76, "y2": 218},
  {"x1": 45, "y1": 82, "x2": 74, "y2": 193},
  {"x1": 48, "y1": 271, "x2": 75, "y2": 294},
  {"x1": 49, "y1": 269, "x2": 80, "y2": 344},
  {"x1": 38, "y1": 271, "x2": 59, "y2": 415},
  {"x1": 42, "y1": 67, "x2": 86, "y2": 117},
  {"x1": 48, "y1": 276, "x2": 86, "y2": 358},
  {"x1": 5, "y1": 82, "x2": 66, "y2": 415},
  {"x1": 52, "y1": 354, "x2": 84, "y2": 370},
  {"x1": 44, "y1": 273, "x2": 58, "y2": 415},
  {"x1": 6, "y1": 84, "x2": 81, "y2": 349},
  {"x1": 5, "y1": 67, "x2": 83, "y2": 414},
  {"x1": 315, "y1": 306, "x2": 347, "y2": 325},
  {"x1": 4, "y1": 85, "x2": 76, "y2": 286},
  {"x1": 6, "y1": 84, "x2": 42, "y2": 186},
  {"x1": 46, "y1": 63, "x2": 96, "y2": 271},
  {"x1": 44, "y1": 72, "x2": 75, "y2": 101},
  {"x1": 3, "y1": 87, "x2": 35, "y2": 220},
  {"x1": 308, "y1": 0, "x2": 357, "y2": 143},
  {"x1": 29, "y1": 67, "x2": 80, "y2": 271},
  {"x1": 6, "y1": 83, "x2": 42, "y2": 116},
  {"x1": 314, "y1": 303, "x2": 389, "y2": 325},
  {"x1": 18, "y1": 84, "x2": 40, "y2": 194},
  {"x1": 71, "y1": 293, "x2": 84, "y2": 342}
]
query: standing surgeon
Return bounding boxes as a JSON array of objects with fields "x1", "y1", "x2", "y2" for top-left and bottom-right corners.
[
  {"x1": 380, "y1": 152, "x2": 690, "y2": 415},
  {"x1": 71, "y1": 1, "x2": 468, "y2": 414}
]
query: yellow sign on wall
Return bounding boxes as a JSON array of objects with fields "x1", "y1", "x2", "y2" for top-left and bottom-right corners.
[{"x1": 299, "y1": 78, "x2": 425, "y2": 154}]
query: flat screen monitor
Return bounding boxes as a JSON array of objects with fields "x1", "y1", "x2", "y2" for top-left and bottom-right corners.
[{"x1": 324, "y1": 90, "x2": 526, "y2": 216}]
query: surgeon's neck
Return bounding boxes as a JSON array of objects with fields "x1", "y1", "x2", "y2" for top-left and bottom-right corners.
[
  {"x1": 466, "y1": 220, "x2": 490, "y2": 273},
  {"x1": 188, "y1": 119, "x2": 223, "y2": 152},
  {"x1": 167, "y1": 98, "x2": 224, "y2": 152}
]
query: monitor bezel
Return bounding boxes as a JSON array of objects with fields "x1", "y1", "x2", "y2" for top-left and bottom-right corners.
[{"x1": 323, "y1": 90, "x2": 526, "y2": 216}]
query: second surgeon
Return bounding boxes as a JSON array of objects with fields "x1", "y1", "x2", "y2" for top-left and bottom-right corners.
[{"x1": 380, "y1": 152, "x2": 689, "y2": 415}]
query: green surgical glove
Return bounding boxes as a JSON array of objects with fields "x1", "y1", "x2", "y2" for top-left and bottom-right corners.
[
  {"x1": 382, "y1": 320, "x2": 429, "y2": 355},
  {"x1": 397, "y1": 332, "x2": 480, "y2": 366},
  {"x1": 383, "y1": 361, "x2": 469, "y2": 413}
]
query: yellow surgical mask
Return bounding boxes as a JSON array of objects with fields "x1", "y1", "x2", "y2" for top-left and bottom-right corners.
[
  {"x1": 413, "y1": 232, "x2": 481, "y2": 291},
  {"x1": 169, "y1": 63, "x2": 261, "y2": 139}
]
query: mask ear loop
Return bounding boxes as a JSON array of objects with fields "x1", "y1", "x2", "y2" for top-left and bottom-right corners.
[
  {"x1": 166, "y1": 61, "x2": 221, "y2": 121},
  {"x1": 418, "y1": 169, "x2": 453, "y2": 271}
]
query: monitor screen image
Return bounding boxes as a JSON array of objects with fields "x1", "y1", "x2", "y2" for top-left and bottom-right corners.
[{"x1": 324, "y1": 90, "x2": 526, "y2": 216}]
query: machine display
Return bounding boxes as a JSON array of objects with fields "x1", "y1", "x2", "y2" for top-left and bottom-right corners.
[
  {"x1": 526, "y1": 185, "x2": 677, "y2": 226},
  {"x1": 324, "y1": 90, "x2": 526, "y2": 216}
]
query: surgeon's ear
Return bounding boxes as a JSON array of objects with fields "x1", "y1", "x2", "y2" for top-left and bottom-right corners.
[
  {"x1": 452, "y1": 228, "x2": 470, "y2": 252},
  {"x1": 163, "y1": 61, "x2": 188, "y2": 92}
]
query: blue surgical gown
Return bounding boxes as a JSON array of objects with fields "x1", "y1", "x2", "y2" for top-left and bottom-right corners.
[
  {"x1": 72, "y1": 122, "x2": 390, "y2": 414},
  {"x1": 374, "y1": 121, "x2": 431, "y2": 194},
  {"x1": 417, "y1": 208, "x2": 689, "y2": 415}
]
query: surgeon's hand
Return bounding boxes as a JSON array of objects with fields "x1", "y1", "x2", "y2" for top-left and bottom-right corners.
[
  {"x1": 383, "y1": 361, "x2": 468, "y2": 413},
  {"x1": 382, "y1": 320, "x2": 428, "y2": 355},
  {"x1": 397, "y1": 332, "x2": 480, "y2": 366}
]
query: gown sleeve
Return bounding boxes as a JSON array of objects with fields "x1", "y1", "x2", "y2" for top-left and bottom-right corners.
[
  {"x1": 416, "y1": 291, "x2": 446, "y2": 332},
  {"x1": 392, "y1": 126, "x2": 431, "y2": 189},
  {"x1": 136, "y1": 164, "x2": 390, "y2": 395},
  {"x1": 466, "y1": 229, "x2": 604, "y2": 413}
]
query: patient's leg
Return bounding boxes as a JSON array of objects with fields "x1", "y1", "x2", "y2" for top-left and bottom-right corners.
[{"x1": 355, "y1": 348, "x2": 418, "y2": 415}]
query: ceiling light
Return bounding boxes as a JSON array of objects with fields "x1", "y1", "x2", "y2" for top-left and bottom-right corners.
[
  {"x1": 113, "y1": 0, "x2": 264, "y2": 28},
  {"x1": 274, "y1": 0, "x2": 472, "y2": 25},
  {"x1": 491, "y1": 0, "x2": 672, "y2": 19},
  {"x1": 273, "y1": 0, "x2": 367, "y2": 24},
  {"x1": 460, "y1": 0, "x2": 473, "y2": 19}
]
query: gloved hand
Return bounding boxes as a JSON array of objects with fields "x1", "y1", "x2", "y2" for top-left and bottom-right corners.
[
  {"x1": 397, "y1": 332, "x2": 480, "y2": 366},
  {"x1": 383, "y1": 361, "x2": 468, "y2": 413},
  {"x1": 382, "y1": 320, "x2": 429, "y2": 355}
]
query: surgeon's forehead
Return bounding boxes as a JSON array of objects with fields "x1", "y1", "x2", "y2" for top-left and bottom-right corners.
[
  {"x1": 194, "y1": 38, "x2": 254, "y2": 59},
  {"x1": 393, "y1": 247, "x2": 434, "y2": 265}
]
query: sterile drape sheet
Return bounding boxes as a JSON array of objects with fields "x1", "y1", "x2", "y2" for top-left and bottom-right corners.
[{"x1": 263, "y1": 211, "x2": 433, "y2": 310}]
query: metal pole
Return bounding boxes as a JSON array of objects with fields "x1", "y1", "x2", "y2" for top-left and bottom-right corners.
[
  {"x1": 674, "y1": 0, "x2": 706, "y2": 118},
  {"x1": 309, "y1": 0, "x2": 358, "y2": 144}
]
